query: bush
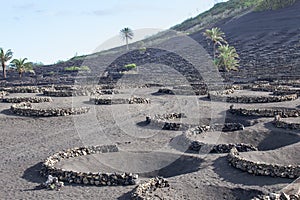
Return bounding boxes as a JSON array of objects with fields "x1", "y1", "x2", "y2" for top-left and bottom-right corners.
[
  {"x1": 255, "y1": 0, "x2": 298, "y2": 11},
  {"x1": 64, "y1": 66, "x2": 90, "y2": 71},
  {"x1": 124, "y1": 63, "x2": 137, "y2": 70}
]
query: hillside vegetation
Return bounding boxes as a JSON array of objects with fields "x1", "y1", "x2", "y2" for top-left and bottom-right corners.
[{"x1": 172, "y1": 0, "x2": 299, "y2": 33}]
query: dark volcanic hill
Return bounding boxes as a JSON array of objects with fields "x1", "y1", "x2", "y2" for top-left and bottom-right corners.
[
  {"x1": 2, "y1": 1, "x2": 300, "y2": 86},
  {"x1": 191, "y1": 1, "x2": 300, "y2": 82}
]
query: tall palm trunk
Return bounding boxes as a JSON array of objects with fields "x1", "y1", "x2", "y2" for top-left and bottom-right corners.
[
  {"x1": 1, "y1": 62, "x2": 6, "y2": 79},
  {"x1": 126, "y1": 37, "x2": 129, "y2": 51},
  {"x1": 213, "y1": 42, "x2": 217, "y2": 59}
]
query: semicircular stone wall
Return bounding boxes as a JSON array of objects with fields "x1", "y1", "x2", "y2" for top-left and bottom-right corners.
[
  {"x1": 90, "y1": 96, "x2": 150, "y2": 105},
  {"x1": 228, "y1": 147, "x2": 300, "y2": 179},
  {"x1": 229, "y1": 106, "x2": 300, "y2": 117},
  {"x1": 10, "y1": 102, "x2": 90, "y2": 117},
  {"x1": 2, "y1": 96, "x2": 52, "y2": 103},
  {"x1": 41, "y1": 145, "x2": 138, "y2": 186}
]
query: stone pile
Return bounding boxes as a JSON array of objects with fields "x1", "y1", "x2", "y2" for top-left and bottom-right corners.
[
  {"x1": 2, "y1": 96, "x2": 52, "y2": 103},
  {"x1": 39, "y1": 175, "x2": 64, "y2": 191},
  {"x1": 252, "y1": 192, "x2": 300, "y2": 200},
  {"x1": 91, "y1": 96, "x2": 150, "y2": 105},
  {"x1": 229, "y1": 106, "x2": 300, "y2": 117},
  {"x1": 189, "y1": 141, "x2": 257, "y2": 153},
  {"x1": 11, "y1": 102, "x2": 90, "y2": 117},
  {"x1": 228, "y1": 147, "x2": 300, "y2": 179},
  {"x1": 41, "y1": 145, "x2": 139, "y2": 186},
  {"x1": 131, "y1": 177, "x2": 169, "y2": 200}
]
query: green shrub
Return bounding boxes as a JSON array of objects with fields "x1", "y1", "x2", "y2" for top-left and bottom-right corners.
[
  {"x1": 64, "y1": 66, "x2": 90, "y2": 71},
  {"x1": 124, "y1": 63, "x2": 137, "y2": 70},
  {"x1": 139, "y1": 47, "x2": 147, "y2": 52},
  {"x1": 79, "y1": 66, "x2": 90, "y2": 71},
  {"x1": 172, "y1": 0, "x2": 299, "y2": 32},
  {"x1": 255, "y1": 0, "x2": 298, "y2": 11}
]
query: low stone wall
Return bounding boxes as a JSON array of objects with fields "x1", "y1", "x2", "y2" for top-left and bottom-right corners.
[
  {"x1": 146, "y1": 113, "x2": 244, "y2": 131},
  {"x1": 209, "y1": 88, "x2": 235, "y2": 96},
  {"x1": 186, "y1": 123, "x2": 245, "y2": 134},
  {"x1": 52, "y1": 85, "x2": 74, "y2": 90},
  {"x1": 2, "y1": 96, "x2": 52, "y2": 103},
  {"x1": 11, "y1": 102, "x2": 90, "y2": 117},
  {"x1": 90, "y1": 89, "x2": 119, "y2": 96},
  {"x1": 189, "y1": 141, "x2": 257, "y2": 153},
  {"x1": 157, "y1": 88, "x2": 175, "y2": 95},
  {"x1": 146, "y1": 113, "x2": 187, "y2": 131},
  {"x1": 251, "y1": 84, "x2": 290, "y2": 92},
  {"x1": 91, "y1": 96, "x2": 150, "y2": 105},
  {"x1": 43, "y1": 88, "x2": 89, "y2": 97},
  {"x1": 252, "y1": 192, "x2": 300, "y2": 200},
  {"x1": 228, "y1": 147, "x2": 300, "y2": 179},
  {"x1": 272, "y1": 118, "x2": 300, "y2": 130},
  {"x1": 131, "y1": 177, "x2": 169, "y2": 200},
  {"x1": 185, "y1": 125, "x2": 211, "y2": 134},
  {"x1": 41, "y1": 145, "x2": 138, "y2": 186},
  {"x1": 1, "y1": 86, "x2": 42, "y2": 93},
  {"x1": 273, "y1": 89, "x2": 300, "y2": 96},
  {"x1": 229, "y1": 106, "x2": 300, "y2": 118},
  {"x1": 209, "y1": 93, "x2": 297, "y2": 103},
  {"x1": 156, "y1": 87, "x2": 208, "y2": 96}
]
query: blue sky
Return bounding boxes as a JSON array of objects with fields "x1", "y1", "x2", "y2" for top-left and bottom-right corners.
[{"x1": 1, "y1": 0, "x2": 226, "y2": 64}]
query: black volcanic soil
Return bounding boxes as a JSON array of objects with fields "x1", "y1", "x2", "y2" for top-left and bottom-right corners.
[
  {"x1": 0, "y1": 3, "x2": 300, "y2": 200},
  {"x1": 0, "y1": 87, "x2": 299, "y2": 200},
  {"x1": 191, "y1": 1, "x2": 300, "y2": 82},
  {"x1": 1, "y1": 1, "x2": 299, "y2": 87}
]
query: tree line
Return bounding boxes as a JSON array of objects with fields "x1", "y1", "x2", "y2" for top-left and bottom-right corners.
[{"x1": 0, "y1": 48, "x2": 34, "y2": 79}]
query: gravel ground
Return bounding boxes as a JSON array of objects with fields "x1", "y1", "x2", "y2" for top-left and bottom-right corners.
[{"x1": 0, "y1": 87, "x2": 298, "y2": 200}]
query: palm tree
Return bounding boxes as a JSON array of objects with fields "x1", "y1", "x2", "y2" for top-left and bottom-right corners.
[
  {"x1": 120, "y1": 27, "x2": 134, "y2": 51},
  {"x1": 216, "y1": 44, "x2": 239, "y2": 71},
  {"x1": 203, "y1": 27, "x2": 227, "y2": 59},
  {"x1": 0, "y1": 48, "x2": 13, "y2": 79},
  {"x1": 11, "y1": 58, "x2": 34, "y2": 78}
]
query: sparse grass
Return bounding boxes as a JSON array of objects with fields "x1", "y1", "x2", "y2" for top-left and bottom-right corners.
[
  {"x1": 172, "y1": 0, "x2": 299, "y2": 33},
  {"x1": 255, "y1": 0, "x2": 298, "y2": 11},
  {"x1": 64, "y1": 66, "x2": 90, "y2": 71}
]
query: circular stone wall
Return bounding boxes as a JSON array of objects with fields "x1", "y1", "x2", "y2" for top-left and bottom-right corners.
[
  {"x1": 90, "y1": 96, "x2": 150, "y2": 105},
  {"x1": 228, "y1": 147, "x2": 300, "y2": 179},
  {"x1": 10, "y1": 102, "x2": 90, "y2": 117},
  {"x1": 2, "y1": 96, "x2": 52, "y2": 103},
  {"x1": 229, "y1": 106, "x2": 300, "y2": 117},
  {"x1": 41, "y1": 145, "x2": 138, "y2": 186}
]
